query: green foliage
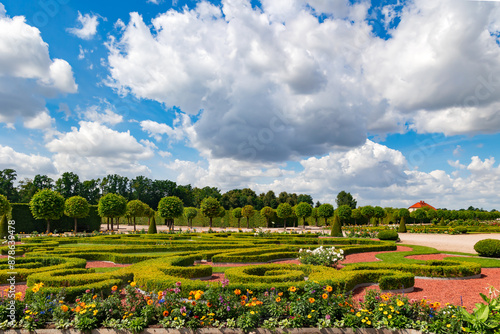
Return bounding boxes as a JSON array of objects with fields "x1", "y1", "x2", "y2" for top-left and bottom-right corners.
[
  {"x1": 241, "y1": 205, "x2": 255, "y2": 228},
  {"x1": 336, "y1": 191, "x2": 357, "y2": 209},
  {"x1": 64, "y1": 196, "x2": 90, "y2": 233},
  {"x1": 276, "y1": 203, "x2": 292, "y2": 228},
  {"x1": 260, "y1": 206, "x2": 274, "y2": 228},
  {"x1": 474, "y1": 239, "x2": 500, "y2": 258},
  {"x1": 377, "y1": 230, "x2": 399, "y2": 241},
  {"x1": 184, "y1": 207, "x2": 198, "y2": 227},
  {"x1": 373, "y1": 206, "x2": 386, "y2": 226},
  {"x1": 0, "y1": 194, "x2": 10, "y2": 216},
  {"x1": 29, "y1": 189, "x2": 65, "y2": 233},
  {"x1": 295, "y1": 202, "x2": 312, "y2": 227},
  {"x1": 157, "y1": 196, "x2": 184, "y2": 219},
  {"x1": 336, "y1": 205, "x2": 352, "y2": 224},
  {"x1": 0, "y1": 214, "x2": 7, "y2": 240},
  {"x1": 317, "y1": 203, "x2": 334, "y2": 226},
  {"x1": 148, "y1": 214, "x2": 157, "y2": 234},
  {"x1": 398, "y1": 216, "x2": 407, "y2": 233},
  {"x1": 330, "y1": 214, "x2": 342, "y2": 237},
  {"x1": 360, "y1": 205, "x2": 375, "y2": 224},
  {"x1": 98, "y1": 193, "x2": 127, "y2": 218},
  {"x1": 126, "y1": 200, "x2": 146, "y2": 219},
  {"x1": 200, "y1": 197, "x2": 222, "y2": 228}
]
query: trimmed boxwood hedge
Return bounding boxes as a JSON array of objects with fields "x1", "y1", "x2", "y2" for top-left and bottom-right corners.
[{"x1": 474, "y1": 238, "x2": 500, "y2": 258}]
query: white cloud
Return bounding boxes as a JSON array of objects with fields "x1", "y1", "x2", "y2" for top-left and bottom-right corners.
[
  {"x1": 67, "y1": 12, "x2": 100, "y2": 40},
  {"x1": 0, "y1": 145, "x2": 57, "y2": 177},
  {"x1": 0, "y1": 8, "x2": 77, "y2": 125},
  {"x1": 80, "y1": 104, "x2": 123, "y2": 126},
  {"x1": 140, "y1": 114, "x2": 191, "y2": 142},
  {"x1": 158, "y1": 150, "x2": 172, "y2": 158},
  {"x1": 106, "y1": 0, "x2": 500, "y2": 163},
  {"x1": 46, "y1": 121, "x2": 154, "y2": 179},
  {"x1": 453, "y1": 145, "x2": 463, "y2": 157},
  {"x1": 23, "y1": 111, "x2": 54, "y2": 130}
]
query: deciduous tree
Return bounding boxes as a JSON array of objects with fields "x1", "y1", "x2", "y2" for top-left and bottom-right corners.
[
  {"x1": 242, "y1": 205, "x2": 255, "y2": 229},
  {"x1": 98, "y1": 193, "x2": 127, "y2": 231},
  {"x1": 64, "y1": 196, "x2": 89, "y2": 233},
  {"x1": 276, "y1": 202, "x2": 292, "y2": 230},
  {"x1": 295, "y1": 202, "x2": 312, "y2": 230},
  {"x1": 200, "y1": 197, "x2": 221, "y2": 229},
  {"x1": 318, "y1": 203, "x2": 334, "y2": 226},
  {"x1": 158, "y1": 196, "x2": 184, "y2": 231},
  {"x1": 30, "y1": 189, "x2": 65, "y2": 234}
]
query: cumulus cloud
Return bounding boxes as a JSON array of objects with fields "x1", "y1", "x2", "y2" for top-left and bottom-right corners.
[
  {"x1": 106, "y1": 0, "x2": 500, "y2": 163},
  {"x1": 67, "y1": 12, "x2": 101, "y2": 40},
  {"x1": 0, "y1": 8, "x2": 77, "y2": 125},
  {"x1": 0, "y1": 145, "x2": 57, "y2": 177},
  {"x1": 140, "y1": 114, "x2": 191, "y2": 142},
  {"x1": 46, "y1": 121, "x2": 154, "y2": 178},
  {"x1": 80, "y1": 104, "x2": 123, "y2": 126},
  {"x1": 23, "y1": 111, "x2": 54, "y2": 130}
]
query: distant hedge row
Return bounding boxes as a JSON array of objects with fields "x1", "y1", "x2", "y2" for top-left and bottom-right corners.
[{"x1": 9, "y1": 203, "x2": 101, "y2": 234}]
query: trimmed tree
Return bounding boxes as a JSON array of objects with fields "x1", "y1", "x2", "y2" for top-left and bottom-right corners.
[
  {"x1": 126, "y1": 199, "x2": 146, "y2": 232},
  {"x1": 30, "y1": 189, "x2": 65, "y2": 234},
  {"x1": 184, "y1": 207, "x2": 198, "y2": 228},
  {"x1": 352, "y1": 208, "x2": 362, "y2": 225},
  {"x1": 331, "y1": 213, "x2": 343, "y2": 237},
  {"x1": 0, "y1": 194, "x2": 11, "y2": 239},
  {"x1": 276, "y1": 202, "x2": 292, "y2": 230},
  {"x1": 373, "y1": 206, "x2": 386, "y2": 226},
  {"x1": 242, "y1": 205, "x2": 255, "y2": 229},
  {"x1": 336, "y1": 205, "x2": 352, "y2": 226},
  {"x1": 158, "y1": 196, "x2": 184, "y2": 232},
  {"x1": 98, "y1": 193, "x2": 127, "y2": 231},
  {"x1": 148, "y1": 214, "x2": 157, "y2": 234},
  {"x1": 232, "y1": 208, "x2": 243, "y2": 228},
  {"x1": 64, "y1": 196, "x2": 90, "y2": 234},
  {"x1": 260, "y1": 206, "x2": 274, "y2": 228},
  {"x1": 295, "y1": 202, "x2": 312, "y2": 230},
  {"x1": 413, "y1": 208, "x2": 427, "y2": 224},
  {"x1": 318, "y1": 203, "x2": 334, "y2": 227},
  {"x1": 398, "y1": 208, "x2": 410, "y2": 233},
  {"x1": 361, "y1": 206, "x2": 375, "y2": 225},
  {"x1": 200, "y1": 197, "x2": 222, "y2": 229},
  {"x1": 311, "y1": 207, "x2": 320, "y2": 226}
]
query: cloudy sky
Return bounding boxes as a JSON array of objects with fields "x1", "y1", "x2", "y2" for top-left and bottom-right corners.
[{"x1": 1, "y1": 0, "x2": 500, "y2": 210}]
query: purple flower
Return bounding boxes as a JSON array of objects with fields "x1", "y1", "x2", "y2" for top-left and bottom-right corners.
[
  {"x1": 176, "y1": 281, "x2": 182, "y2": 287},
  {"x1": 173, "y1": 288, "x2": 181, "y2": 294},
  {"x1": 325, "y1": 315, "x2": 331, "y2": 320},
  {"x1": 180, "y1": 306, "x2": 187, "y2": 314},
  {"x1": 227, "y1": 306, "x2": 231, "y2": 312}
]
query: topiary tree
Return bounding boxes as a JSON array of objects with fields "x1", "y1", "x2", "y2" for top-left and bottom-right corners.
[
  {"x1": 373, "y1": 206, "x2": 386, "y2": 226},
  {"x1": 158, "y1": 196, "x2": 184, "y2": 232},
  {"x1": 276, "y1": 202, "x2": 292, "y2": 230},
  {"x1": 295, "y1": 202, "x2": 312, "y2": 230},
  {"x1": 361, "y1": 205, "x2": 375, "y2": 225},
  {"x1": 0, "y1": 194, "x2": 11, "y2": 239},
  {"x1": 98, "y1": 193, "x2": 127, "y2": 231},
  {"x1": 184, "y1": 207, "x2": 198, "y2": 228},
  {"x1": 260, "y1": 206, "x2": 274, "y2": 228},
  {"x1": 242, "y1": 205, "x2": 255, "y2": 229},
  {"x1": 311, "y1": 207, "x2": 319, "y2": 226},
  {"x1": 351, "y1": 208, "x2": 362, "y2": 225},
  {"x1": 232, "y1": 208, "x2": 243, "y2": 228},
  {"x1": 148, "y1": 213, "x2": 157, "y2": 234},
  {"x1": 413, "y1": 208, "x2": 427, "y2": 224},
  {"x1": 331, "y1": 213, "x2": 343, "y2": 237},
  {"x1": 318, "y1": 203, "x2": 334, "y2": 227},
  {"x1": 126, "y1": 199, "x2": 146, "y2": 232},
  {"x1": 30, "y1": 189, "x2": 65, "y2": 234},
  {"x1": 336, "y1": 205, "x2": 352, "y2": 226},
  {"x1": 398, "y1": 208, "x2": 410, "y2": 233},
  {"x1": 64, "y1": 196, "x2": 89, "y2": 234},
  {"x1": 200, "y1": 197, "x2": 221, "y2": 229}
]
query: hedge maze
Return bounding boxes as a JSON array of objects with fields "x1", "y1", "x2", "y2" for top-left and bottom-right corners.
[{"x1": 1, "y1": 233, "x2": 481, "y2": 301}]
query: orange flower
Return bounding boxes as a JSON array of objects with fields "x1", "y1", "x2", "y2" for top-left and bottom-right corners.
[
  {"x1": 207, "y1": 302, "x2": 212, "y2": 308},
  {"x1": 240, "y1": 300, "x2": 246, "y2": 306},
  {"x1": 289, "y1": 286, "x2": 297, "y2": 292},
  {"x1": 111, "y1": 286, "x2": 118, "y2": 291},
  {"x1": 278, "y1": 292, "x2": 283, "y2": 297},
  {"x1": 163, "y1": 310, "x2": 169, "y2": 317},
  {"x1": 275, "y1": 297, "x2": 281, "y2": 302},
  {"x1": 241, "y1": 295, "x2": 247, "y2": 301},
  {"x1": 80, "y1": 302, "x2": 86, "y2": 307},
  {"x1": 309, "y1": 298, "x2": 315, "y2": 304},
  {"x1": 322, "y1": 293, "x2": 328, "y2": 300},
  {"x1": 326, "y1": 286, "x2": 333, "y2": 293},
  {"x1": 92, "y1": 295, "x2": 97, "y2": 300},
  {"x1": 191, "y1": 301, "x2": 196, "y2": 306},
  {"x1": 147, "y1": 299, "x2": 154, "y2": 306},
  {"x1": 234, "y1": 289, "x2": 241, "y2": 295},
  {"x1": 61, "y1": 305, "x2": 69, "y2": 312},
  {"x1": 159, "y1": 291, "x2": 164, "y2": 297},
  {"x1": 74, "y1": 306, "x2": 81, "y2": 313}
]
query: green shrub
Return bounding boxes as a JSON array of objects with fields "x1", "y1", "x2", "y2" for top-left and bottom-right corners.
[
  {"x1": 377, "y1": 230, "x2": 399, "y2": 241},
  {"x1": 474, "y1": 239, "x2": 500, "y2": 258},
  {"x1": 452, "y1": 226, "x2": 468, "y2": 234}
]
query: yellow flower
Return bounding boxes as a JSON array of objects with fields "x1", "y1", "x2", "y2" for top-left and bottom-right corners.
[
  {"x1": 388, "y1": 315, "x2": 392, "y2": 319},
  {"x1": 61, "y1": 305, "x2": 69, "y2": 312},
  {"x1": 309, "y1": 298, "x2": 315, "y2": 304},
  {"x1": 276, "y1": 297, "x2": 281, "y2": 302},
  {"x1": 93, "y1": 310, "x2": 98, "y2": 316},
  {"x1": 326, "y1": 286, "x2": 333, "y2": 292},
  {"x1": 130, "y1": 282, "x2": 136, "y2": 287},
  {"x1": 356, "y1": 312, "x2": 361, "y2": 317},
  {"x1": 234, "y1": 289, "x2": 241, "y2": 295},
  {"x1": 147, "y1": 299, "x2": 154, "y2": 305},
  {"x1": 396, "y1": 300, "x2": 404, "y2": 307},
  {"x1": 307, "y1": 314, "x2": 312, "y2": 319},
  {"x1": 367, "y1": 321, "x2": 371, "y2": 325},
  {"x1": 289, "y1": 286, "x2": 297, "y2": 292},
  {"x1": 447, "y1": 324, "x2": 451, "y2": 328},
  {"x1": 250, "y1": 311, "x2": 255, "y2": 315}
]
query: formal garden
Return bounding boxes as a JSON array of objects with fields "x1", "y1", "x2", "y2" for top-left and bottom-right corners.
[{"x1": 1, "y1": 192, "x2": 500, "y2": 333}]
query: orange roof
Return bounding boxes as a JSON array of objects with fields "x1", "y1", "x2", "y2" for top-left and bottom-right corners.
[{"x1": 409, "y1": 201, "x2": 436, "y2": 210}]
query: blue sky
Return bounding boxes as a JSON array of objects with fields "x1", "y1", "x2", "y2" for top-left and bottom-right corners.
[{"x1": 1, "y1": 0, "x2": 500, "y2": 210}]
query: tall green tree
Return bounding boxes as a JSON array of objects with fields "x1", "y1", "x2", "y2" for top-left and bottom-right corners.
[
  {"x1": 336, "y1": 205, "x2": 352, "y2": 226},
  {"x1": 98, "y1": 193, "x2": 127, "y2": 231},
  {"x1": 373, "y1": 206, "x2": 386, "y2": 226},
  {"x1": 276, "y1": 203, "x2": 293, "y2": 230},
  {"x1": 361, "y1": 206, "x2": 375, "y2": 225},
  {"x1": 200, "y1": 197, "x2": 222, "y2": 229},
  {"x1": 0, "y1": 169, "x2": 18, "y2": 201},
  {"x1": 335, "y1": 191, "x2": 357, "y2": 209},
  {"x1": 318, "y1": 203, "x2": 334, "y2": 226},
  {"x1": 184, "y1": 207, "x2": 198, "y2": 228},
  {"x1": 352, "y1": 208, "x2": 362, "y2": 225},
  {"x1": 412, "y1": 208, "x2": 427, "y2": 224},
  {"x1": 242, "y1": 205, "x2": 255, "y2": 229},
  {"x1": 55, "y1": 172, "x2": 81, "y2": 198},
  {"x1": 158, "y1": 196, "x2": 184, "y2": 231},
  {"x1": 64, "y1": 196, "x2": 89, "y2": 233},
  {"x1": 331, "y1": 213, "x2": 343, "y2": 237},
  {"x1": 295, "y1": 202, "x2": 312, "y2": 229},
  {"x1": 232, "y1": 207, "x2": 243, "y2": 228},
  {"x1": 33, "y1": 174, "x2": 54, "y2": 191},
  {"x1": 297, "y1": 194, "x2": 313, "y2": 206},
  {"x1": 0, "y1": 194, "x2": 11, "y2": 239},
  {"x1": 80, "y1": 179, "x2": 101, "y2": 205},
  {"x1": 30, "y1": 189, "x2": 65, "y2": 234},
  {"x1": 311, "y1": 207, "x2": 320, "y2": 226},
  {"x1": 126, "y1": 199, "x2": 147, "y2": 232},
  {"x1": 260, "y1": 206, "x2": 274, "y2": 228}
]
